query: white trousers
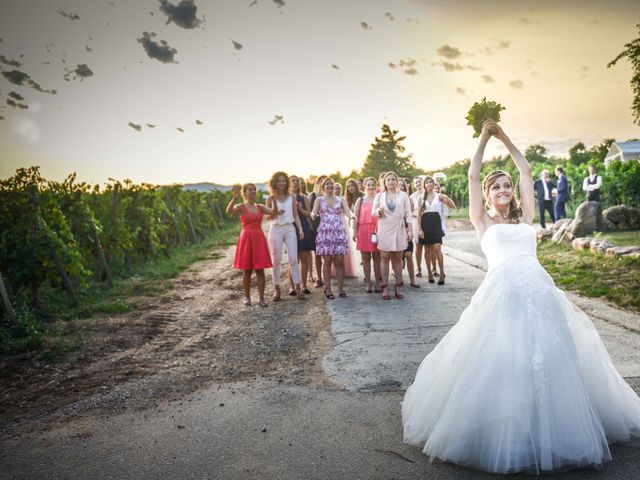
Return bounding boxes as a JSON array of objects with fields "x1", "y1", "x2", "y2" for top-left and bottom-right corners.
[{"x1": 268, "y1": 223, "x2": 301, "y2": 286}]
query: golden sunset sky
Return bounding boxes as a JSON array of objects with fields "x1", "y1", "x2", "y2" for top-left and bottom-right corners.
[{"x1": 0, "y1": 0, "x2": 638, "y2": 185}]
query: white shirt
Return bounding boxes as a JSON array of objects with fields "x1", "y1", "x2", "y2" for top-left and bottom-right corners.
[
  {"x1": 582, "y1": 174, "x2": 602, "y2": 192},
  {"x1": 542, "y1": 180, "x2": 550, "y2": 200}
]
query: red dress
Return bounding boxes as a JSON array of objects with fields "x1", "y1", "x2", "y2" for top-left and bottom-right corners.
[{"x1": 233, "y1": 206, "x2": 273, "y2": 270}]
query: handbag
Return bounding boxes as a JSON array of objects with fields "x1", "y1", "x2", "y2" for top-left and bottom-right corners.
[{"x1": 371, "y1": 224, "x2": 378, "y2": 245}]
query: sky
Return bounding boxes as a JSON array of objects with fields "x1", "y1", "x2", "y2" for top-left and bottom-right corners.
[{"x1": 0, "y1": 0, "x2": 639, "y2": 186}]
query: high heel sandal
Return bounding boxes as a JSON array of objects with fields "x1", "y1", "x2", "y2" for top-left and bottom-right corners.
[
  {"x1": 324, "y1": 289, "x2": 335, "y2": 300},
  {"x1": 272, "y1": 286, "x2": 282, "y2": 302},
  {"x1": 380, "y1": 284, "x2": 390, "y2": 300},
  {"x1": 395, "y1": 282, "x2": 404, "y2": 299},
  {"x1": 295, "y1": 287, "x2": 306, "y2": 300},
  {"x1": 428, "y1": 271, "x2": 435, "y2": 284},
  {"x1": 438, "y1": 274, "x2": 446, "y2": 286}
]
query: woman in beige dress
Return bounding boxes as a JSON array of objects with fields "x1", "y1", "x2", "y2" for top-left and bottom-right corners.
[{"x1": 372, "y1": 171, "x2": 413, "y2": 300}]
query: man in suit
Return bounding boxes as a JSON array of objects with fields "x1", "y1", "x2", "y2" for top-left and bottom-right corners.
[
  {"x1": 533, "y1": 170, "x2": 555, "y2": 228},
  {"x1": 554, "y1": 166, "x2": 569, "y2": 220}
]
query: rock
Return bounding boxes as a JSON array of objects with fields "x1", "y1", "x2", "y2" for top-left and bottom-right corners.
[
  {"x1": 589, "y1": 238, "x2": 614, "y2": 254},
  {"x1": 605, "y1": 245, "x2": 640, "y2": 257},
  {"x1": 572, "y1": 237, "x2": 592, "y2": 250},
  {"x1": 552, "y1": 220, "x2": 574, "y2": 244},
  {"x1": 568, "y1": 201, "x2": 602, "y2": 237},
  {"x1": 602, "y1": 205, "x2": 640, "y2": 230}
]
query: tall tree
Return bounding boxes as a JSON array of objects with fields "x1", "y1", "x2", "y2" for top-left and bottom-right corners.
[
  {"x1": 608, "y1": 22, "x2": 640, "y2": 125},
  {"x1": 568, "y1": 142, "x2": 590, "y2": 165},
  {"x1": 361, "y1": 124, "x2": 419, "y2": 179},
  {"x1": 524, "y1": 144, "x2": 549, "y2": 164},
  {"x1": 588, "y1": 138, "x2": 615, "y2": 162}
]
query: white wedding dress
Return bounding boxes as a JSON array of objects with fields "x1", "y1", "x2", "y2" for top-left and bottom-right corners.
[{"x1": 402, "y1": 223, "x2": 640, "y2": 474}]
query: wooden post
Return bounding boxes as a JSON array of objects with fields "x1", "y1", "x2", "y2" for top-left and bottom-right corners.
[
  {"x1": 187, "y1": 213, "x2": 198, "y2": 243},
  {"x1": 0, "y1": 271, "x2": 18, "y2": 326},
  {"x1": 92, "y1": 221, "x2": 113, "y2": 287},
  {"x1": 50, "y1": 247, "x2": 79, "y2": 305}
]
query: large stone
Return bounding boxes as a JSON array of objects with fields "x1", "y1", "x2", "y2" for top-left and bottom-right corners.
[
  {"x1": 606, "y1": 245, "x2": 640, "y2": 257},
  {"x1": 551, "y1": 219, "x2": 574, "y2": 244},
  {"x1": 602, "y1": 205, "x2": 640, "y2": 230},
  {"x1": 572, "y1": 237, "x2": 593, "y2": 250},
  {"x1": 568, "y1": 201, "x2": 602, "y2": 237},
  {"x1": 590, "y1": 238, "x2": 614, "y2": 254}
]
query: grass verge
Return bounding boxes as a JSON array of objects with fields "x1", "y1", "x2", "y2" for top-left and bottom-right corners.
[{"x1": 537, "y1": 240, "x2": 640, "y2": 312}]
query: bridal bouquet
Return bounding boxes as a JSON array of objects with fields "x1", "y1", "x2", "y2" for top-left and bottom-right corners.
[{"x1": 466, "y1": 97, "x2": 505, "y2": 137}]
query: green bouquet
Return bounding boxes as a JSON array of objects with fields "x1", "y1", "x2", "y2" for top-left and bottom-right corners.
[{"x1": 466, "y1": 97, "x2": 505, "y2": 137}]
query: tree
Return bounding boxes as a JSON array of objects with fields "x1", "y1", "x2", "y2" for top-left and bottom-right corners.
[
  {"x1": 608, "y1": 22, "x2": 640, "y2": 124},
  {"x1": 568, "y1": 142, "x2": 590, "y2": 166},
  {"x1": 588, "y1": 138, "x2": 615, "y2": 162},
  {"x1": 360, "y1": 124, "x2": 419, "y2": 179},
  {"x1": 524, "y1": 144, "x2": 549, "y2": 164}
]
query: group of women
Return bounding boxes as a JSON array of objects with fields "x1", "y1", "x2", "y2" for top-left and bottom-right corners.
[{"x1": 226, "y1": 170, "x2": 455, "y2": 306}]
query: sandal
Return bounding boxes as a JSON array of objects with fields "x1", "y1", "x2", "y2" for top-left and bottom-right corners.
[
  {"x1": 272, "y1": 286, "x2": 282, "y2": 302},
  {"x1": 243, "y1": 298, "x2": 252, "y2": 306},
  {"x1": 410, "y1": 283, "x2": 420, "y2": 288},
  {"x1": 324, "y1": 289, "x2": 335, "y2": 300},
  {"x1": 339, "y1": 292, "x2": 347, "y2": 298},
  {"x1": 296, "y1": 287, "x2": 306, "y2": 300},
  {"x1": 438, "y1": 274, "x2": 446, "y2": 286},
  {"x1": 288, "y1": 290, "x2": 297, "y2": 297},
  {"x1": 259, "y1": 299, "x2": 268, "y2": 307},
  {"x1": 428, "y1": 272, "x2": 435, "y2": 284},
  {"x1": 302, "y1": 288, "x2": 311, "y2": 295},
  {"x1": 314, "y1": 280, "x2": 324, "y2": 288},
  {"x1": 380, "y1": 284, "x2": 390, "y2": 300},
  {"x1": 416, "y1": 271, "x2": 422, "y2": 277},
  {"x1": 395, "y1": 282, "x2": 404, "y2": 299}
]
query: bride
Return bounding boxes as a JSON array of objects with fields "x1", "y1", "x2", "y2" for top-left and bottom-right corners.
[{"x1": 402, "y1": 120, "x2": 640, "y2": 474}]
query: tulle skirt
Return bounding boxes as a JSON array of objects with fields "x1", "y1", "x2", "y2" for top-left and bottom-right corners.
[{"x1": 402, "y1": 258, "x2": 640, "y2": 474}]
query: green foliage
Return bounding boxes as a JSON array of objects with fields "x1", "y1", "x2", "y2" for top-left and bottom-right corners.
[
  {"x1": 608, "y1": 21, "x2": 640, "y2": 125},
  {"x1": 466, "y1": 97, "x2": 505, "y2": 137},
  {"x1": 360, "y1": 124, "x2": 423, "y2": 179},
  {"x1": 0, "y1": 167, "x2": 235, "y2": 353}
]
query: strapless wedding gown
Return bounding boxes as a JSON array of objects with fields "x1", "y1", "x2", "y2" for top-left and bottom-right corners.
[{"x1": 402, "y1": 223, "x2": 640, "y2": 474}]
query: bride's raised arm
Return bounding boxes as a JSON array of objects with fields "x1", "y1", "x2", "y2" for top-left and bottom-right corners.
[
  {"x1": 468, "y1": 123, "x2": 492, "y2": 230},
  {"x1": 491, "y1": 122, "x2": 534, "y2": 224}
]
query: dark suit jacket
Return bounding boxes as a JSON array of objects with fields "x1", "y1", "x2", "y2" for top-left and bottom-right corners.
[
  {"x1": 555, "y1": 174, "x2": 569, "y2": 202},
  {"x1": 533, "y1": 179, "x2": 555, "y2": 204}
]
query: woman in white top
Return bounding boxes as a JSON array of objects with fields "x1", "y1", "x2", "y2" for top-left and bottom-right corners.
[
  {"x1": 372, "y1": 171, "x2": 413, "y2": 300},
  {"x1": 410, "y1": 176, "x2": 425, "y2": 278},
  {"x1": 417, "y1": 176, "x2": 456, "y2": 285},
  {"x1": 265, "y1": 171, "x2": 306, "y2": 301}
]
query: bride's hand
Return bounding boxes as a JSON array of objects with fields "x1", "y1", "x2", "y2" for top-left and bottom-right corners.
[{"x1": 481, "y1": 120, "x2": 497, "y2": 139}]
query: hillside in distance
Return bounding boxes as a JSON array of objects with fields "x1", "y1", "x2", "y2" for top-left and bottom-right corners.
[{"x1": 182, "y1": 182, "x2": 268, "y2": 192}]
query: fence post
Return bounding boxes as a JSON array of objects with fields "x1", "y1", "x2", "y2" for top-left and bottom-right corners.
[{"x1": 0, "y1": 271, "x2": 19, "y2": 326}]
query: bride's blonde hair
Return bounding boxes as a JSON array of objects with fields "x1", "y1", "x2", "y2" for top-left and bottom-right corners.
[{"x1": 482, "y1": 170, "x2": 522, "y2": 223}]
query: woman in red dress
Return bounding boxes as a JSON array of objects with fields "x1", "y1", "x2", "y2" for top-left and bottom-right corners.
[{"x1": 227, "y1": 183, "x2": 280, "y2": 307}]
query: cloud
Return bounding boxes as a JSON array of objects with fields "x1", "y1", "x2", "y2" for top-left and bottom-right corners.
[
  {"x1": 581, "y1": 66, "x2": 589, "y2": 77},
  {"x1": 0, "y1": 54, "x2": 21, "y2": 67},
  {"x1": 388, "y1": 58, "x2": 419, "y2": 75},
  {"x1": 268, "y1": 115, "x2": 284, "y2": 125},
  {"x1": 196, "y1": 119, "x2": 203, "y2": 125},
  {"x1": 129, "y1": 122, "x2": 142, "y2": 131},
  {"x1": 483, "y1": 38, "x2": 511, "y2": 55},
  {"x1": 404, "y1": 67, "x2": 418, "y2": 76},
  {"x1": 455, "y1": 87, "x2": 465, "y2": 96},
  {"x1": 137, "y1": 32, "x2": 178, "y2": 63},
  {"x1": 176, "y1": 127, "x2": 184, "y2": 132},
  {"x1": 273, "y1": 0, "x2": 285, "y2": 7},
  {"x1": 86, "y1": 45, "x2": 93, "y2": 52},
  {"x1": 360, "y1": 21, "x2": 372, "y2": 31},
  {"x1": 481, "y1": 74, "x2": 494, "y2": 83},
  {"x1": 159, "y1": 0, "x2": 203, "y2": 29},
  {"x1": 8, "y1": 91, "x2": 24, "y2": 101},
  {"x1": 64, "y1": 64, "x2": 94, "y2": 81},
  {"x1": 57, "y1": 9, "x2": 80, "y2": 20},
  {"x1": 250, "y1": 1, "x2": 257, "y2": 6},
  {"x1": 519, "y1": 17, "x2": 534, "y2": 25},
  {"x1": 433, "y1": 61, "x2": 481, "y2": 72},
  {"x1": 509, "y1": 79, "x2": 524, "y2": 89},
  {"x1": 436, "y1": 45, "x2": 461, "y2": 59},
  {"x1": 6, "y1": 98, "x2": 28, "y2": 109},
  {"x1": 147, "y1": 123, "x2": 156, "y2": 128},
  {"x1": 1, "y1": 70, "x2": 57, "y2": 94},
  {"x1": 331, "y1": 64, "x2": 340, "y2": 70},
  {"x1": 12, "y1": 117, "x2": 40, "y2": 142},
  {"x1": 388, "y1": 62, "x2": 397, "y2": 69},
  {"x1": 385, "y1": 12, "x2": 395, "y2": 21},
  {"x1": 231, "y1": 39, "x2": 243, "y2": 51}
]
